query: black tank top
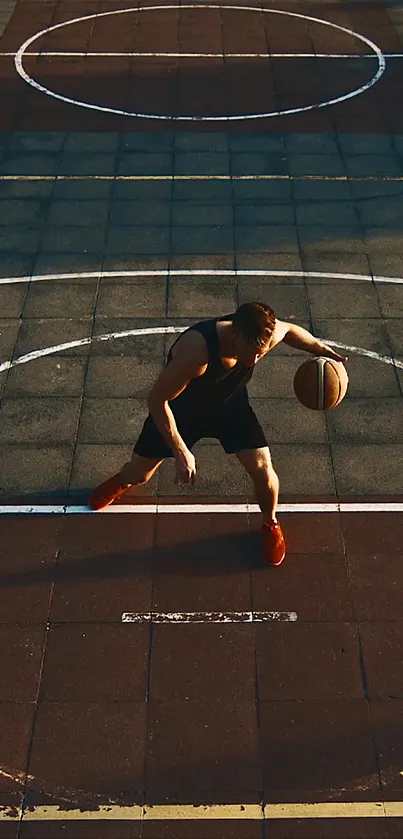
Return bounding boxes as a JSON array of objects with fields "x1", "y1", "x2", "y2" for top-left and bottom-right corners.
[{"x1": 166, "y1": 315, "x2": 253, "y2": 418}]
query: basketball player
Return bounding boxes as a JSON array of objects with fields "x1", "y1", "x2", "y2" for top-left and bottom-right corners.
[{"x1": 89, "y1": 302, "x2": 346, "y2": 566}]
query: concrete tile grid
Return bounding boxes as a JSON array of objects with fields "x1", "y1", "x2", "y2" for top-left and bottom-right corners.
[
  {"x1": 1, "y1": 512, "x2": 403, "y2": 835},
  {"x1": 0, "y1": 131, "x2": 403, "y2": 497},
  {"x1": 0, "y1": 132, "x2": 403, "y2": 494}
]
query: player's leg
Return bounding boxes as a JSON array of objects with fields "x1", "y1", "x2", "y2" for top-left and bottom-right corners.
[
  {"x1": 235, "y1": 446, "x2": 279, "y2": 523},
  {"x1": 235, "y1": 446, "x2": 285, "y2": 567},
  {"x1": 88, "y1": 454, "x2": 163, "y2": 511}
]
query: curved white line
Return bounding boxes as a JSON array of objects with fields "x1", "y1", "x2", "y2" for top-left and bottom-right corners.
[
  {"x1": 2, "y1": 269, "x2": 403, "y2": 286},
  {"x1": 14, "y1": 4, "x2": 386, "y2": 121}
]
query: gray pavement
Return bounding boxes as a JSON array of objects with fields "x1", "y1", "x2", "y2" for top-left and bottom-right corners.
[{"x1": 0, "y1": 131, "x2": 402, "y2": 497}]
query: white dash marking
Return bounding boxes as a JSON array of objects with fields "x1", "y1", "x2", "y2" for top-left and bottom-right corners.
[{"x1": 121, "y1": 610, "x2": 298, "y2": 623}]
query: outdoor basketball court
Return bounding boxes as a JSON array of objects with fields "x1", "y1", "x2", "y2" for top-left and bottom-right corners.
[{"x1": 0, "y1": 0, "x2": 403, "y2": 836}]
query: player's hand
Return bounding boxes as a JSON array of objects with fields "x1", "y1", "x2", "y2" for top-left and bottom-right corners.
[
  {"x1": 319, "y1": 345, "x2": 348, "y2": 364},
  {"x1": 174, "y1": 448, "x2": 196, "y2": 485}
]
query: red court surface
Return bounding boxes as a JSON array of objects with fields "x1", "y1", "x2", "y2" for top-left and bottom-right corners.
[{"x1": 0, "y1": 0, "x2": 403, "y2": 131}]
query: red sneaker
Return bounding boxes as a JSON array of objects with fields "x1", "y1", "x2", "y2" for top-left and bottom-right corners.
[
  {"x1": 261, "y1": 520, "x2": 286, "y2": 566},
  {"x1": 88, "y1": 474, "x2": 130, "y2": 511}
]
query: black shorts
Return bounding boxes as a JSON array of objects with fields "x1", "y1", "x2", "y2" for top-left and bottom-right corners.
[{"x1": 133, "y1": 404, "x2": 268, "y2": 460}]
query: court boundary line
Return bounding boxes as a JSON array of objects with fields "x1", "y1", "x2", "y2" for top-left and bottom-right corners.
[
  {"x1": 3, "y1": 800, "x2": 403, "y2": 821},
  {"x1": 0, "y1": 502, "x2": 402, "y2": 514},
  {"x1": 1, "y1": 174, "x2": 403, "y2": 182}
]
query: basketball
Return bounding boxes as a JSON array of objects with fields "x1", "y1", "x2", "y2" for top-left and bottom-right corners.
[{"x1": 293, "y1": 357, "x2": 349, "y2": 410}]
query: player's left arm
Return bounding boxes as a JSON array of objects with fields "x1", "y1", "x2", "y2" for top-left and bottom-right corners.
[{"x1": 279, "y1": 321, "x2": 347, "y2": 363}]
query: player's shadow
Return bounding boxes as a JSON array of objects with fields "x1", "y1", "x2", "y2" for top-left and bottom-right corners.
[{"x1": 0, "y1": 529, "x2": 261, "y2": 591}]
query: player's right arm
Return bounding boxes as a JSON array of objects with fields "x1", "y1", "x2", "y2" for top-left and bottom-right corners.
[{"x1": 147, "y1": 331, "x2": 208, "y2": 484}]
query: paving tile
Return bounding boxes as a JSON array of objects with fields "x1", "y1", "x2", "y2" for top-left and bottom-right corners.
[
  {"x1": 143, "y1": 821, "x2": 261, "y2": 839},
  {"x1": 0, "y1": 398, "x2": 81, "y2": 445},
  {"x1": 85, "y1": 356, "x2": 163, "y2": 398},
  {"x1": 295, "y1": 202, "x2": 360, "y2": 227},
  {"x1": 56, "y1": 155, "x2": 114, "y2": 177},
  {"x1": 0, "y1": 284, "x2": 28, "y2": 318},
  {"x1": 157, "y1": 444, "x2": 247, "y2": 497},
  {"x1": 0, "y1": 625, "x2": 46, "y2": 701},
  {"x1": 238, "y1": 282, "x2": 308, "y2": 320},
  {"x1": 264, "y1": 817, "x2": 387, "y2": 838},
  {"x1": 0, "y1": 253, "x2": 35, "y2": 278},
  {"x1": 41, "y1": 624, "x2": 149, "y2": 702},
  {"x1": 347, "y1": 554, "x2": 403, "y2": 621},
  {"x1": 0, "y1": 200, "x2": 47, "y2": 227},
  {"x1": 120, "y1": 133, "x2": 174, "y2": 153},
  {"x1": 150, "y1": 624, "x2": 255, "y2": 700},
  {"x1": 104, "y1": 226, "x2": 169, "y2": 255},
  {"x1": 96, "y1": 278, "x2": 167, "y2": 317},
  {"x1": 360, "y1": 623, "x2": 403, "y2": 699},
  {"x1": 231, "y1": 153, "x2": 287, "y2": 176},
  {"x1": 63, "y1": 133, "x2": 119, "y2": 153},
  {"x1": 171, "y1": 226, "x2": 234, "y2": 254},
  {"x1": 302, "y1": 252, "x2": 371, "y2": 280},
  {"x1": 371, "y1": 699, "x2": 403, "y2": 792},
  {"x1": 248, "y1": 358, "x2": 302, "y2": 400},
  {"x1": 343, "y1": 155, "x2": 402, "y2": 177},
  {"x1": 256, "y1": 622, "x2": 363, "y2": 700},
  {"x1": 14, "y1": 317, "x2": 93, "y2": 358},
  {"x1": 167, "y1": 280, "x2": 236, "y2": 317},
  {"x1": 336, "y1": 355, "x2": 401, "y2": 399},
  {"x1": 232, "y1": 180, "x2": 292, "y2": 203},
  {"x1": 91, "y1": 318, "x2": 166, "y2": 358},
  {"x1": 117, "y1": 153, "x2": 173, "y2": 176},
  {"x1": 175, "y1": 133, "x2": 229, "y2": 152},
  {"x1": 109, "y1": 201, "x2": 171, "y2": 226},
  {"x1": 0, "y1": 703, "x2": 35, "y2": 794},
  {"x1": 0, "y1": 227, "x2": 42, "y2": 252},
  {"x1": 27, "y1": 702, "x2": 146, "y2": 804},
  {"x1": 22, "y1": 281, "x2": 98, "y2": 318},
  {"x1": 299, "y1": 226, "x2": 366, "y2": 253},
  {"x1": 312, "y1": 318, "x2": 392, "y2": 356},
  {"x1": 252, "y1": 552, "x2": 353, "y2": 621},
  {"x1": 384, "y1": 319, "x2": 403, "y2": 356},
  {"x1": 50, "y1": 515, "x2": 153, "y2": 622},
  {"x1": 0, "y1": 446, "x2": 72, "y2": 494},
  {"x1": 332, "y1": 444, "x2": 403, "y2": 495},
  {"x1": 171, "y1": 202, "x2": 233, "y2": 226},
  {"x1": 249, "y1": 398, "x2": 327, "y2": 444},
  {"x1": 0, "y1": 816, "x2": 20, "y2": 839},
  {"x1": 235, "y1": 204, "x2": 294, "y2": 226},
  {"x1": 40, "y1": 226, "x2": 106, "y2": 253},
  {"x1": 113, "y1": 180, "x2": 172, "y2": 200},
  {"x1": 292, "y1": 180, "x2": 353, "y2": 201},
  {"x1": 53, "y1": 179, "x2": 113, "y2": 200},
  {"x1": 146, "y1": 700, "x2": 261, "y2": 796},
  {"x1": 5, "y1": 357, "x2": 87, "y2": 398},
  {"x1": 0, "y1": 154, "x2": 59, "y2": 175},
  {"x1": 260, "y1": 699, "x2": 379, "y2": 795},
  {"x1": 338, "y1": 134, "x2": 393, "y2": 154},
  {"x1": 20, "y1": 822, "x2": 141, "y2": 839},
  {"x1": 47, "y1": 200, "x2": 110, "y2": 227},
  {"x1": 174, "y1": 152, "x2": 230, "y2": 175},
  {"x1": 326, "y1": 400, "x2": 403, "y2": 444},
  {"x1": 376, "y1": 284, "x2": 403, "y2": 318},
  {"x1": 263, "y1": 444, "x2": 336, "y2": 495},
  {"x1": 77, "y1": 397, "x2": 147, "y2": 445},
  {"x1": 235, "y1": 225, "x2": 299, "y2": 253},
  {"x1": 8, "y1": 132, "x2": 65, "y2": 153},
  {"x1": 32, "y1": 252, "x2": 102, "y2": 277},
  {"x1": 364, "y1": 229, "x2": 403, "y2": 253},
  {"x1": 288, "y1": 155, "x2": 346, "y2": 176},
  {"x1": 341, "y1": 511, "x2": 403, "y2": 555}
]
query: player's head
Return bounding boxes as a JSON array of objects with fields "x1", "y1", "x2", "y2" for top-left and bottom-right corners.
[{"x1": 230, "y1": 301, "x2": 276, "y2": 366}]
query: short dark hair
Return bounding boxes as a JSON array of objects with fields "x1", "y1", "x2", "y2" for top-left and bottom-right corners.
[{"x1": 231, "y1": 301, "x2": 276, "y2": 347}]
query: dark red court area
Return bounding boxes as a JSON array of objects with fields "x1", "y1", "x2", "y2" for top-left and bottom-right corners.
[
  {"x1": 1, "y1": 504, "x2": 403, "y2": 837},
  {"x1": 1, "y1": 0, "x2": 403, "y2": 131}
]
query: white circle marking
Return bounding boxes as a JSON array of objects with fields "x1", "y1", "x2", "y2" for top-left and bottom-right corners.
[{"x1": 14, "y1": 4, "x2": 386, "y2": 121}]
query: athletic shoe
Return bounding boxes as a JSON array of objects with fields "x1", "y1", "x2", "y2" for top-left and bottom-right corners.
[
  {"x1": 88, "y1": 474, "x2": 130, "y2": 511},
  {"x1": 261, "y1": 520, "x2": 286, "y2": 566}
]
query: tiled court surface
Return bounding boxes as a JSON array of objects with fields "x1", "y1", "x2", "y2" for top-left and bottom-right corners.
[
  {"x1": 1, "y1": 0, "x2": 403, "y2": 836},
  {"x1": 0, "y1": 508, "x2": 403, "y2": 839}
]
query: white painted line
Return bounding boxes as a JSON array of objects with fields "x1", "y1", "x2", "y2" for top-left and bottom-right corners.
[
  {"x1": 3, "y1": 50, "x2": 402, "y2": 58},
  {"x1": 1, "y1": 174, "x2": 403, "y2": 182},
  {"x1": 121, "y1": 610, "x2": 298, "y2": 622},
  {"x1": 5, "y1": 800, "x2": 403, "y2": 821},
  {"x1": 0, "y1": 503, "x2": 403, "y2": 514},
  {"x1": 14, "y1": 4, "x2": 385, "y2": 120}
]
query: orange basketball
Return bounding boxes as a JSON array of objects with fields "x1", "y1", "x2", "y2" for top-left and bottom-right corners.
[{"x1": 293, "y1": 357, "x2": 348, "y2": 410}]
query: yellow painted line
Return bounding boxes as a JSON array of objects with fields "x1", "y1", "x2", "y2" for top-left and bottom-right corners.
[
  {"x1": 9, "y1": 801, "x2": 403, "y2": 821},
  {"x1": 264, "y1": 802, "x2": 386, "y2": 819}
]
